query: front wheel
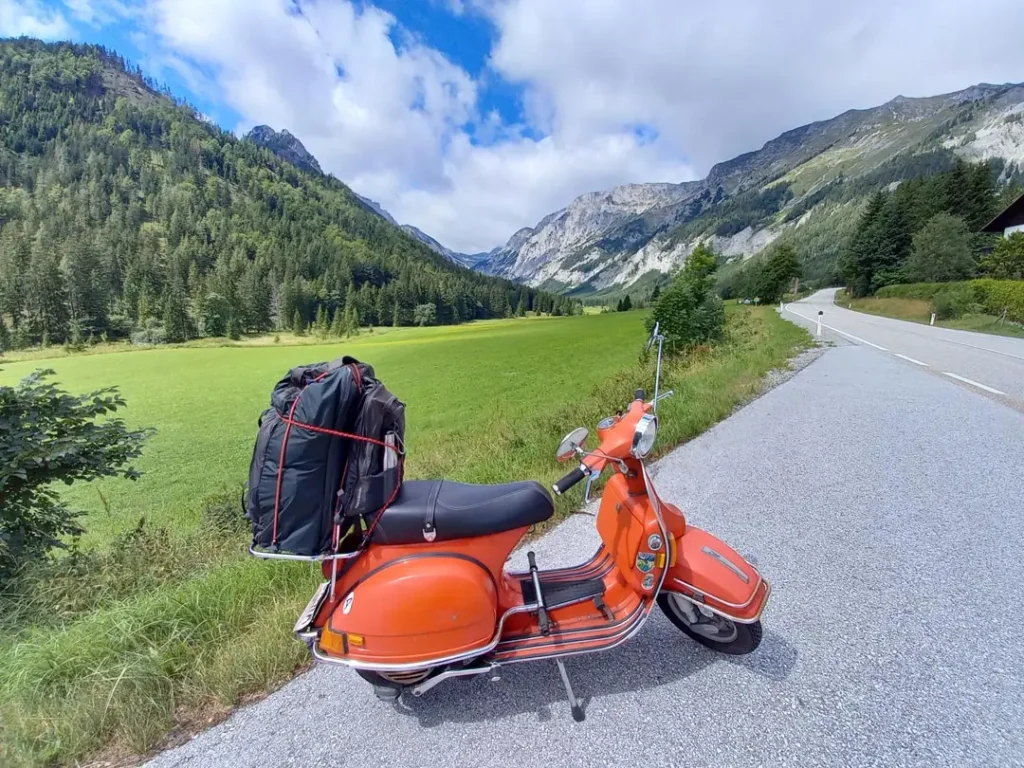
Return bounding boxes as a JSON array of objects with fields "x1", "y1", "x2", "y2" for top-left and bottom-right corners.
[{"x1": 657, "y1": 592, "x2": 763, "y2": 655}]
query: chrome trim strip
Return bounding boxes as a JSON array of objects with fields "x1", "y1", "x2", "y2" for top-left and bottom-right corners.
[
  {"x1": 664, "y1": 582, "x2": 770, "y2": 625},
  {"x1": 498, "y1": 600, "x2": 651, "y2": 665},
  {"x1": 310, "y1": 602, "x2": 539, "y2": 672},
  {"x1": 669, "y1": 573, "x2": 767, "y2": 612},
  {"x1": 249, "y1": 545, "x2": 363, "y2": 562},
  {"x1": 700, "y1": 545, "x2": 750, "y2": 584}
]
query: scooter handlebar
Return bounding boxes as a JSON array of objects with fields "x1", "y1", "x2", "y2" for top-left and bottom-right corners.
[{"x1": 552, "y1": 466, "x2": 587, "y2": 496}]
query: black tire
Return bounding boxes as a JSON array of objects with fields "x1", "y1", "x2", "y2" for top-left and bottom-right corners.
[
  {"x1": 657, "y1": 593, "x2": 763, "y2": 655},
  {"x1": 355, "y1": 669, "x2": 404, "y2": 700}
]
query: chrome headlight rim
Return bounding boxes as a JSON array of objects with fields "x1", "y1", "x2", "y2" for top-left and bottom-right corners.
[{"x1": 631, "y1": 413, "x2": 658, "y2": 458}]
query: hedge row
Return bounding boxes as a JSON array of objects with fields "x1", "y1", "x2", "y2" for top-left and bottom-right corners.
[{"x1": 875, "y1": 280, "x2": 1024, "y2": 323}]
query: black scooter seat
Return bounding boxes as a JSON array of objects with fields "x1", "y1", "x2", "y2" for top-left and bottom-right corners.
[{"x1": 370, "y1": 479, "x2": 554, "y2": 545}]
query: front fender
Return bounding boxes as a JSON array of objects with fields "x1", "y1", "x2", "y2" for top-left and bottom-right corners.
[{"x1": 665, "y1": 527, "x2": 769, "y2": 623}]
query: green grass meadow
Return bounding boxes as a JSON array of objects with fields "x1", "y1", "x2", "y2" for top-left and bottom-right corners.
[{"x1": 0, "y1": 307, "x2": 810, "y2": 767}]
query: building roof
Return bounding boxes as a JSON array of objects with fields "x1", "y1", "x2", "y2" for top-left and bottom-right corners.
[{"x1": 982, "y1": 191, "x2": 1024, "y2": 232}]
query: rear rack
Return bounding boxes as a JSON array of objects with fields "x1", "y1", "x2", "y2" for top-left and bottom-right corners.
[{"x1": 248, "y1": 545, "x2": 364, "y2": 562}]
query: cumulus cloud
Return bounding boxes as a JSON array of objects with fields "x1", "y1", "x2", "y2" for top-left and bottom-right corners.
[
  {"x1": 1, "y1": 0, "x2": 72, "y2": 38},
  {"x1": 55, "y1": 0, "x2": 1024, "y2": 252}
]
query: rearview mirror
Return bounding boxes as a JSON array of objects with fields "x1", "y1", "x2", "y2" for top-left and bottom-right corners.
[
  {"x1": 556, "y1": 427, "x2": 589, "y2": 462},
  {"x1": 645, "y1": 321, "x2": 661, "y2": 353}
]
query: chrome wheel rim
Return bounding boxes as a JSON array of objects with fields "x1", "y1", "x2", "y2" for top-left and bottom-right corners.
[{"x1": 667, "y1": 594, "x2": 739, "y2": 643}]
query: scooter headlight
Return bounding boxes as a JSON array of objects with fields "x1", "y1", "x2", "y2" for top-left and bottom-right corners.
[{"x1": 632, "y1": 414, "x2": 657, "y2": 458}]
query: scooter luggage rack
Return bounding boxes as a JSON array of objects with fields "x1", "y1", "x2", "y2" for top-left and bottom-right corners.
[{"x1": 248, "y1": 545, "x2": 365, "y2": 562}]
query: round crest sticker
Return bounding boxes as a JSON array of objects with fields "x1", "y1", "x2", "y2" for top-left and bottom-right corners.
[
  {"x1": 642, "y1": 573, "x2": 655, "y2": 590},
  {"x1": 342, "y1": 592, "x2": 355, "y2": 615},
  {"x1": 647, "y1": 534, "x2": 663, "y2": 551}
]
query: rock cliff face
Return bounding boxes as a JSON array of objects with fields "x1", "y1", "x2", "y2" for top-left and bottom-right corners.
[
  {"x1": 475, "y1": 83, "x2": 1024, "y2": 292},
  {"x1": 245, "y1": 125, "x2": 323, "y2": 175}
]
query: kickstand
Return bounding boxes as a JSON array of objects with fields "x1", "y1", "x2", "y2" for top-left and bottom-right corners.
[{"x1": 555, "y1": 659, "x2": 585, "y2": 722}]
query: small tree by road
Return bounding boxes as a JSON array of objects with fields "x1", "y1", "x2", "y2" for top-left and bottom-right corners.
[
  {"x1": 646, "y1": 242, "x2": 725, "y2": 354},
  {"x1": 982, "y1": 232, "x2": 1024, "y2": 280},
  {"x1": 903, "y1": 213, "x2": 976, "y2": 283},
  {"x1": 0, "y1": 370, "x2": 151, "y2": 578}
]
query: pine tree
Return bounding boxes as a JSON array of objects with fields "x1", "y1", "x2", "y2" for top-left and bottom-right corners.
[
  {"x1": 292, "y1": 309, "x2": 305, "y2": 336},
  {"x1": 315, "y1": 305, "x2": 328, "y2": 337},
  {"x1": 651, "y1": 284, "x2": 661, "y2": 302},
  {"x1": 329, "y1": 307, "x2": 345, "y2": 337},
  {"x1": 621, "y1": 294, "x2": 633, "y2": 311},
  {"x1": 344, "y1": 288, "x2": 359, "y2": 336},
  {"x1": 0, "y1": 314, "x2": 10, "y2": 353},
  {"x1": 163, "y1": 273, "x2": 191, "y2": 343}
]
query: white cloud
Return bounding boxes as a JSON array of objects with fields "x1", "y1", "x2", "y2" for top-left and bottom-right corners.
[
  {"x1": 92, "y1": 0, "x2": 1024, "y2": 253},
  {"x1": 0, "y1": 0, "x2": 72, "y2": 38},
  {"x1": 487, "y1": 0, "x2": 1024, "y2": 178},
  {"x1": 62, "y1": 0, "x2": 132, "y2": 26}
]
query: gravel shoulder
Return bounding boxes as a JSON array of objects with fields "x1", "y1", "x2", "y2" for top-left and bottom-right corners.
[{"x1": 149, "y1": 345, "x2": 1024, "y2": 768}]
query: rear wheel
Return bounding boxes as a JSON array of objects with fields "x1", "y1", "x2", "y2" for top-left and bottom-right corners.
[{"x1": 657, "y1": 593, "x2": 762, "y2": 655}]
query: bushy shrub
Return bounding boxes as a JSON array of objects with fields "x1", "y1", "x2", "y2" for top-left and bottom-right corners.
[
  {"x1": 0, "y1": 370, "x2": 150, "y2": 577},
  {"x1": 929, "y1": 283, "x2": 981, "y2": 320},
  {"x1": 973, "y1": 278, "x2": 1024, "y2": 323},
  {"x1": 647, "y1": 242, "x2": 725, "y2": 353},
  {"x1": 130, "y1": 318, "x2": 167, "y2": 346}
]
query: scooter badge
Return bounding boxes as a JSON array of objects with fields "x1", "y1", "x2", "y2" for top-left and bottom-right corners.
[
  {"x1": 647, "y1": 534, "x2": 663, "y2": 551},
  {"x1": 642, "y1": 574, "x2": 655, "y2": 590},
  {"x1": 342, "y1": 592, "x2": 355, "y2": 615},
  {"x1": 636, "y1": 552, "x2": 656, "y2": 573}
]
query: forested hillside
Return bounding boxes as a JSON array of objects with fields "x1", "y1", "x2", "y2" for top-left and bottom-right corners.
[
  {"x1": 0, "y1": 39, "x2": 569, "y2": 349},
  {"x1": 718, "y1": 156, "x2": 1022, "y2": 300}
]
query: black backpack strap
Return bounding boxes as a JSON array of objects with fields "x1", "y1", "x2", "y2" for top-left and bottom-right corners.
[{"x1": 422, "y1": 480, "x2": 443, "y2": 542}]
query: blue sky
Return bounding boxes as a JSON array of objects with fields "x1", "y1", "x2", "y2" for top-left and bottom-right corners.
[{"x1": 3, "y1": 0, "x2": 1024, "y2": 253}]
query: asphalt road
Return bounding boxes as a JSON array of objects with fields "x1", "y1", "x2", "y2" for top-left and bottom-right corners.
[
  {"x1": 785, "y1": 289, "x2": 1024, "y2": 405},
  {"x1": 148, "y1": 344, "x2": 1024, "y2": 768}
]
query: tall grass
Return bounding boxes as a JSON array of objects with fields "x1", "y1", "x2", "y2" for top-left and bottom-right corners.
[{"x1": 0, "y1": 307, "x2": 810, "y2": 767}]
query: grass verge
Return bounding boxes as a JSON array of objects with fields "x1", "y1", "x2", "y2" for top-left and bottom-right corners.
[
  {"x1": 834, "y1": 290, "x2": 1024, "y2": 339},
  {"x1": 0, "y1": 307, "x2": 810, "y2": 767}
]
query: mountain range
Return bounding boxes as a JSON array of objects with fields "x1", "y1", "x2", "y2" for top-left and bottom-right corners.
[
  {"x1": 472, "y1": 83, "x2": 1024, "y2": 294},
  {"x1": 251, "y1": 83, "x2": 1024, "y2": 297}
]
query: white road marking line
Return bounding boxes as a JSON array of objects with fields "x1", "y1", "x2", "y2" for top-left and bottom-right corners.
[
  {"x1": 941, "y1": 372, "x2": 1006, "y2": 396},
  {"x1": 783, "y1": 306, "x2": 888, "y2": 351},
  {"x1": 894, "y1": 354, "x2": 929, "y2": 367}
]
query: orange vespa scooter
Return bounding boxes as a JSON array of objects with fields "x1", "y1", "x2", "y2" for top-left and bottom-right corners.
[{"x1": 290, "y1": 324, "x2": 770, "y2": 720}]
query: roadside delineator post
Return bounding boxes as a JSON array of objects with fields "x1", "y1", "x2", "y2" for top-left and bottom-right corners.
[
  {"x1": 817, "y1": 310, "x2": 823, "y2": 337},
  {"x1": 930, "y1": 313, "x2": 936, "y2": 326}
]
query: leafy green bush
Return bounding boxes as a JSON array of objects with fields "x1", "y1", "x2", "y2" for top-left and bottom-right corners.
[
  {"x1": 130, "y1": 318, "x2": 167, "y2": 346},
  {"x1": 878, "y1": 279, "x2": 1024, "y2": 323},
  {"x1": 647, "y1": 243, "x2": 725, "y2": 353},
  {"x1": 973, "y1": 278, "x2": 1024, "y2": 323},
  {"x1": 0, "y1": 370, "x2": 151, "y2": 578},
  {"x1": 876, "y1": 282, "x2": 967, "y2": 300}
]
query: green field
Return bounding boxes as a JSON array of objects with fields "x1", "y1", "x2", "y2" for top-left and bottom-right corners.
[
  {"x1": 0, "y1": 307, "x2": 810, "y2": 767},
  {"x1": 0, "y1": 313, "x2": 647, "y2": 546}
]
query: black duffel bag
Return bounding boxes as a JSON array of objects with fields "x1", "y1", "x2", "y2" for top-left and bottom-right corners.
[{"x1": 245, "y1": 356, "x2": 404, "y2": 557}]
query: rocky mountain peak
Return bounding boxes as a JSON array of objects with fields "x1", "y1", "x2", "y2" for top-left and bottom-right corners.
[{"x1": 245, "y1": 125, "x2": 323, "y2": 175}]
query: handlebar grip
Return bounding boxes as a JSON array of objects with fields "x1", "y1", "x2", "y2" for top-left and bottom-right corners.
[{"x1": 552, "y1": 466, "x2": 587, "y2": 496}]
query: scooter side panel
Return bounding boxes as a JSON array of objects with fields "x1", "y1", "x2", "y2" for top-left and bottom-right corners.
[
  {"x1": 323, "y1": 554, "x2": 498, "y2": 665},
  {"x1": 665, "y1": 526, "x2": 768, "y2": 622}
]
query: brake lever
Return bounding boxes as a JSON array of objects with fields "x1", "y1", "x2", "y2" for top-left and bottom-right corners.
[
  {"x1": 584, "y1": 472, "x2": 597, "y2": 504},
  {"x1": 647, "y1": 389, "x2": 674, "y2": 406}
]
